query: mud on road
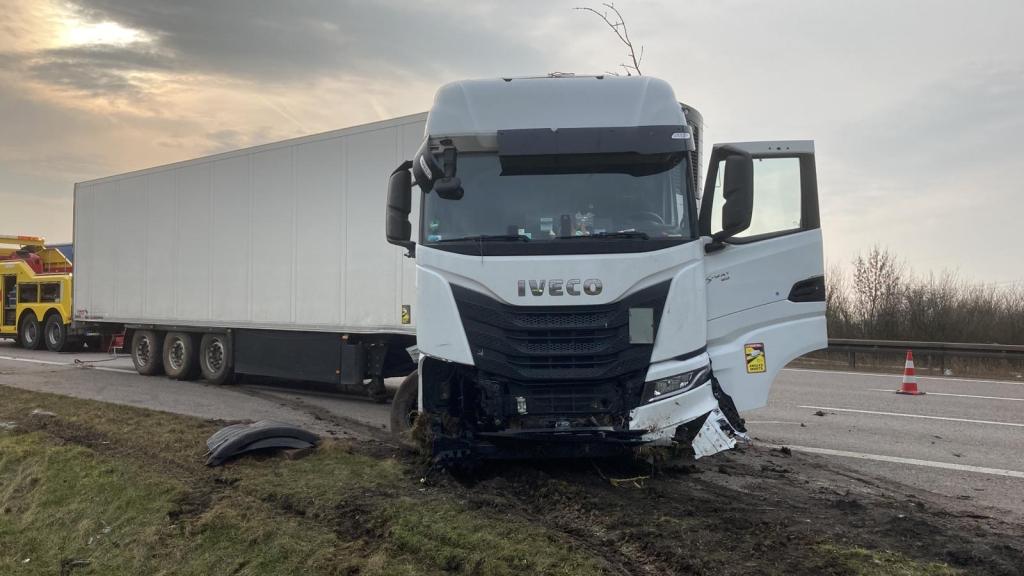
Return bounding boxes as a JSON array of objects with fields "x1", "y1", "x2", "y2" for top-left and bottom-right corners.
[{"x1": 433, "y1": 446, "x2": 1024, "y2": 575}]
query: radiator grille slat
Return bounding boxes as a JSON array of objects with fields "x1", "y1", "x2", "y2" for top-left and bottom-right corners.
[{"x1": 451, "y1": 282, "x2": 670, "y2": 382}]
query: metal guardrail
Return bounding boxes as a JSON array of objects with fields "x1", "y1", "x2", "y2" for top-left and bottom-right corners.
[{"x1": 824, "y1": 338, "x2": 1024, "y2": 371}]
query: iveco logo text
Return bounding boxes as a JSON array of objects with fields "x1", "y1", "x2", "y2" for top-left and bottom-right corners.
[{"x1": 516, "y1": 279, "x2": 603, "y2": 297}]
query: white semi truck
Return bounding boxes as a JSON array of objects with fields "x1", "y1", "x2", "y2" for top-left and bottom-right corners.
[
  {"x1": 385, "y1": 75, "x2": 826, "y2": 460},
  {"x1": 75, "y1": 74, "x2": 825, "y2": 460}
]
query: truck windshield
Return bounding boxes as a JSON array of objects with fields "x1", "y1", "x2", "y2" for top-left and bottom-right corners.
[{"x1": 422, "y1": 153, "x2": 694, "y2": 251}]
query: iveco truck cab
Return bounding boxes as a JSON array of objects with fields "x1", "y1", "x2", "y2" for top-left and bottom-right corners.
[{"x1": 386, "y1": 75, "x2": 826, "y2": 460}]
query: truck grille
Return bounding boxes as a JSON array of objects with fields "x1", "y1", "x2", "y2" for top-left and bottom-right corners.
[{"x1": 450, "y1": 281, "x2": 670, "y2": 382}]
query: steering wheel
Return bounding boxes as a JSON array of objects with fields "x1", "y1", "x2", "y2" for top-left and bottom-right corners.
[{"x1": 627, "y1": 211, "x2": 664, "y2": 225}]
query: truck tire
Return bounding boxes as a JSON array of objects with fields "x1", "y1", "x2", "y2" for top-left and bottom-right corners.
[
  {"x1": 44, "y1": 314, "x2": 70, "y2": 352},
  {"x1": 131, "y1": 330, "x2": 164, "y2": 376},
  {"x1": 390, "y1": 370, "x2": 420, "y2": 439},
  {"x1": 199, "y1": 333, "x2": 234, "y2": 385},
  {"x1": 19, "y1": 313, "x2": 43, "y2": 350},
  {"x1": 163, "y1": 332, "x2": 200, "y2": 380}
]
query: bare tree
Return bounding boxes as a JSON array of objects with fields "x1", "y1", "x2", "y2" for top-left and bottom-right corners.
[
  {"x1": 852, "y1": 246, "x2": 905, "y2": 338},
  {"x1": 825, "y1": 263, "x2": 854, "y2": 335},
  {"x1": 825, "y1": 246, "x2": 1024, "y2": 345},
  {"x1": 575, "y1": 3, "x2": 644, "y2": 76}
]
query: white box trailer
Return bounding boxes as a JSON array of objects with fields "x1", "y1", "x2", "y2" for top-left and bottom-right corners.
[{"x1": 73, "y1": 113, "x2": 427, "y2": 395}]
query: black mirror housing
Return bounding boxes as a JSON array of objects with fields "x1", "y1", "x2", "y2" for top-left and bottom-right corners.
[
  {"x1": 386, "y1": 162, "x2": 415, "y2": 256},
  {"x1": 434, "y1": 176, "x2": 463, "y2": 200},
  {"x1": 714, "y1": 154, "x2": 754, "y2": 241}
]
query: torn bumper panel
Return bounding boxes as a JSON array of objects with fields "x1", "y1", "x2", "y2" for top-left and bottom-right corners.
[{"x1": 629, "y1": 354, "x2": 719, "y2": 443}]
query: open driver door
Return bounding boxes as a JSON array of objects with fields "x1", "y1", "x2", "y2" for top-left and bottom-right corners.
[{"x1": 698, "y1": 141, "x2": 827, "y2": 412}]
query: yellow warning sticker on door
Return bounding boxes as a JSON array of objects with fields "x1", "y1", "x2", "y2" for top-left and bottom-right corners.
[
  {"x1": 401, "y1": 305, "x2": 411, "y2": 325},
  {"x1": 744, "y1": 343, "x2": 766, "y2": 373}
]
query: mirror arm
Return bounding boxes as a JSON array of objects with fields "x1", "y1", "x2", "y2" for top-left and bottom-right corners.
[{"x1": 393, "y1": 159, "x2": 413, "y2": 175}]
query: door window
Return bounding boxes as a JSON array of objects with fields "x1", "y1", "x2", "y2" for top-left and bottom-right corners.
[
  {"x1": 2, "y1": 276, "x2": 15, "y2": 326},
  {"x1": 18, "y1": 283, "x2": 38, "y2": 303},
  {"x1": 708, "y1": 157, "x2": 803, "y2": 239},
  {"x1": 41, "y1": 283, "x2": 61, "y2": 303}
]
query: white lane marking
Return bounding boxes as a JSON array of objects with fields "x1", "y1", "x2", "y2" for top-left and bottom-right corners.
[
  {"x1": 783, "y1": 367, "x2": 1024, "y2": 386},
  {"x1": 0, "y1": 355, "x2": 66, "y2": 366},
  {"x1": 94, "y1": 366, "x2": 136, "y2": 374},
  {"x1": 0, "y1": 354, "x2": 135, "y2": 374},
  {"x1": 782, "y1": 444, "x2": 1024, "y2": 480},
  {"x1": 799, "y1": 405, "x2": 1024, "y2": 428},
  {"x1": 869, "y1": 389, "x2": 1024, "y2": 402},
  {"x1": 746, "y1": 420, "x2": 803, "y2": 425}
]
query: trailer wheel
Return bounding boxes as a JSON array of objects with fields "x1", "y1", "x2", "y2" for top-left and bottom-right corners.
[
  {"x1": 199, "y1": 333, "x2": 234, "y2": 385},
  {"x1": 131, "y1": 330, "x2": 164, "y2": 376},
  {"x1": 44, "y1": 314, "x2": 71, "y2": 352},
  {"x1": 390, "y1": 370, "x2": 420, "y2": 440},
  {"x1": 163, "y1": 332, "x2": 200, "y2": 380},
  {"x1": 19, "y1": 313, "x2": 43, "y2": 350}
]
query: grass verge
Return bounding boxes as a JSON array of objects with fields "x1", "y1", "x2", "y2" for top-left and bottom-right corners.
[
  {"x1": 0, "y1": 385, "x2": 602, "y2": 575},
  {"x1": 0, "y1": 383, "x2": 1001, "y2": 575}
]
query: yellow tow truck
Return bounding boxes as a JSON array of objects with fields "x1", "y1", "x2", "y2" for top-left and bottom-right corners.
[{"x1": 1, "y1": 235, "x2": 77, "y2": 351}]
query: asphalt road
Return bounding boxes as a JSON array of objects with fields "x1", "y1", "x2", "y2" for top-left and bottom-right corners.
[
  {"x1": 2, "y1": 341, "x2": 1022, "y2": 520},
  {"x1": 745, "y1": 367, "x2": 1024, "y2": 520}
]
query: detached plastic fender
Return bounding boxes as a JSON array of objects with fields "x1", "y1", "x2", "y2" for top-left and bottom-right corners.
[{"x1": 205, "y1": 420, "x2": 319, "y2": 466}]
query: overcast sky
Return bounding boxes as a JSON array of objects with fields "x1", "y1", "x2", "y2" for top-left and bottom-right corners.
[{"x1": 1, "y1": 0, "x2": 1021, "y2": 283}]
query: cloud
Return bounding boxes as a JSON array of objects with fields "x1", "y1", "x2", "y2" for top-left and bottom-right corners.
[
  {"x1": 24, "y1": 44, "x2": 174, "y2": 97},
  {"x1": 818, "y1": 63, "x2": 1024, "y2": 278},
  {"x1": 69, "y1": 0, "x2": 556, "y2": 83},
  {"x1": 2, "y1": 0, "x2": 1023, "y2": 284}
]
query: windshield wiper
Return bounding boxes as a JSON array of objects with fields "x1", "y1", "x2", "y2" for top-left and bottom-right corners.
[
  {"x1": 433, "y1": 234, "x2": 531, "y2": 243},
  {"x1": 557, "y1": 231, "x2": 650, "y2": 240}
]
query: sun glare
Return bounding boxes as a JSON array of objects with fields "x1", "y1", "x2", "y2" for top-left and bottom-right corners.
[{"x1": 60, "y1": 18, "x2": 150, "y2": 47}]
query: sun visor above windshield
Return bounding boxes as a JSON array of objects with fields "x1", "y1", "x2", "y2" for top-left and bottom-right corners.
[
  {"x1": 498, "y1": 125, "x2": 694, "y2": 156},
  {"x1": 497, "y1": 125, "x2": 692, "y2": 176}
]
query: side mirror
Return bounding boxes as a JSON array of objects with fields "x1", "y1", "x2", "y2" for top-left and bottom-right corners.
[
  {"x1": 386, "y1": 162, "x2": 415, "y2": 256},
  {"x1": 714, "y1": 153, "x2": 753, "y2": 241},
  {"x1": 434, "y1": 176, "x2": 463, "y2": 200},
  {"x1": 412, "y1": 141, "x2": 463, "y2": 200}
]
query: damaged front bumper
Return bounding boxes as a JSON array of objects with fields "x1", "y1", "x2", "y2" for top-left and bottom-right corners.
[
  {"x1": 628, "y1": 353, "x2": 748, "y2": 457},
  {"x1": 430, "y1": 354, "x2": 749, "y2": 463}
]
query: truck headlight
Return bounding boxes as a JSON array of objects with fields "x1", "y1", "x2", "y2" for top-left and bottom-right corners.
[{"x1": 641, "y1": 365, "x2": 711, "y2": 404}]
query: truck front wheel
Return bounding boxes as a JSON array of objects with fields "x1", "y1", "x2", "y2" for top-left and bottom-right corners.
[
  {"x1": 163, "y1": 332, "x2": 200, "y2": 380},
  {"x1": 44, "y1": 315, "x2": 71, "y2": 352},
  {"x1": 131, "y1": 330, "x2": 164, "y2": 375},
  {"x1": 19, "y1": 313, "x2": 43, "y2": 350},
  {"x1": 390, "y1": 370, "x2": 420, "y2": 440},
  {"x1": 199, "y1": 333, "x2": 234, "y2": 385}
]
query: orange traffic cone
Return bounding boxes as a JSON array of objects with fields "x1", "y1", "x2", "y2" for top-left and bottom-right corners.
[{"x1": 896, "y1": 350, "x2": 925, "y2": 395}]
